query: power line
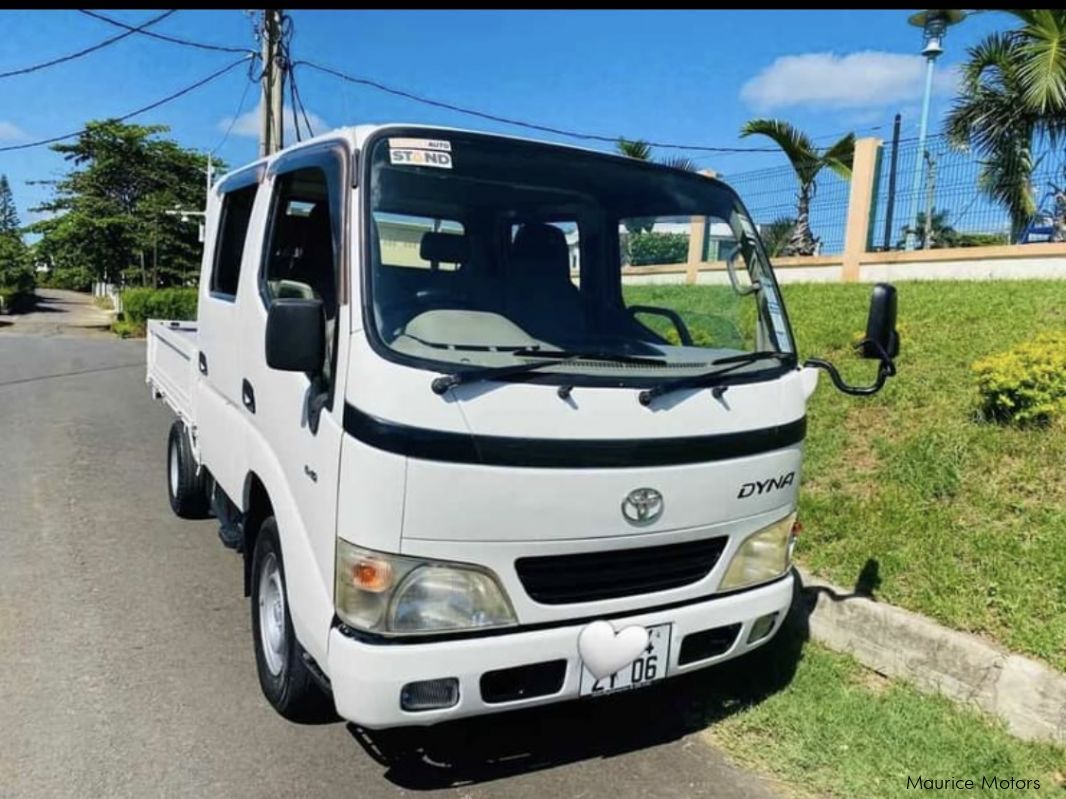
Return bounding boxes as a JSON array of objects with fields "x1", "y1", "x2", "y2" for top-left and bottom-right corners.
[
  {"x1": 293, "y1": 60, "x2": 779, "y2": 153},
  {"x1": 0, "y1": 55, "x2": 255, "y2": 153},
  {"x1": 78, "y1": 9, "x2": 254, "y2": 55},
  {"x1": 211, "y1": 68, "x2": 256, "y2": 155},
  {"x1": 0, "y1": 10, "x2": 175, "y2": 80}
]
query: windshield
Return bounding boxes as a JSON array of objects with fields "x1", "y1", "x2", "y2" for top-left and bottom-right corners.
[{"x1": 364, "y1": 129, "x2": 795, "y2": 384}]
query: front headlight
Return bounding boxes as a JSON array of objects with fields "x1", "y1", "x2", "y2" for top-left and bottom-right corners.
[
  {"x1": 335, "y1": 539, "x2": 517, "y2": 635},
  {"x1": 717, "y1": 512, "x2": 797, "y2": 592}
]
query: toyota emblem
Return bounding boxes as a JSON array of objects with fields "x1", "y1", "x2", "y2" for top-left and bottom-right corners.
[{"x1": 621, "y1": 488, "x2": 664, "y2": 525}]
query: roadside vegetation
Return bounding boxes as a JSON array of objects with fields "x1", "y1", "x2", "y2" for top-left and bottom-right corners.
[
  {"x1": 705, "y1": 642, "x2": 1065, "y2": 799},
  {"x1": 625, "y1": 280, "x2": 1066, "y2": 669},
  {"x1": 113, "y1": 287, "x2": 197, "y2": 338},
  {"x1": 0, "y1": 174, "x2": 35, "y2": 313}
]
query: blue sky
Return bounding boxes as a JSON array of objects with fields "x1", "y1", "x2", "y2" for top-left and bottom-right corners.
[{"x1": 0, "y1": 9, "x2": 1007, "y2": 227}]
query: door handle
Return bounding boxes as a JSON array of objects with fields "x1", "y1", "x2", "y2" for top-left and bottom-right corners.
[
  {"x1": 198, "y1": 352, "x2": 208, "y2": 375},
  {"x1": 241, "y1": 379, "x2": 256, "y2": 414}
]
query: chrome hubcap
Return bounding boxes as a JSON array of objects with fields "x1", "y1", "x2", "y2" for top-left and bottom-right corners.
[
  {"x1": 258, "y1": 553, "x2": 286, "y2": 676},
  {"x1": 168, "y1": 438, "x2": 179, "y2": 498}
]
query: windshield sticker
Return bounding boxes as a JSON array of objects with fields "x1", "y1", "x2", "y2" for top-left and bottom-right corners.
[
  {"x1": 388, "y1": 137, "x2": 451, "y2": 152},
  {"x1": 765, "y1": 292, "x2": 790, "y2": 347},
  {"x1": 389, "y1": 148, "x2": 453, "y2": 169}
]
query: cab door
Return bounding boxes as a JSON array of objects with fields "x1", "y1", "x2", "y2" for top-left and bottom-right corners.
[
  {"x1": 195, "y1": 173, "x2": 260, "y2": 503},
  {"x1": 237, "y1": 143, "x2": 350, "y2": 630}
]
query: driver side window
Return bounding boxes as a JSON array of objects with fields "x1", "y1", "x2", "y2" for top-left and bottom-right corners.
[{"x1": 261, "y1": 166, "x2": 339, "y2": 379}]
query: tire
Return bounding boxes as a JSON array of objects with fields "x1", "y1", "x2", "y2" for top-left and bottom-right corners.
[
  {"x1": 250, "y1": 517, "x2": 332, "y2": 722},
  {"x1": 166, "y1": 420, "x2": 210, "y2": 519}
]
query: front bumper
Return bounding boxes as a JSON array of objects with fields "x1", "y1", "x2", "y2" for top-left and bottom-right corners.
[{"x1": 326, "y1": 572, "x2": 794, "y2": 728}]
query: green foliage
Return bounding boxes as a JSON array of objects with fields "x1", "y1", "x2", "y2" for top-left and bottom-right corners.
[
  {"x1": 946, "y1": 12, "x2": 1066, "y2": 240},
  {"x1": 116, "y1": 287, "x2": 197, "y2": 336},
  {"x1": 0, "y1": 174, "x2": 20, "y2": 234},
  {"x1": 626, "y1": 231, "x2": 690, "y2": 266},
  {"x1": 0, "y1": 175, "x2": 34, "y2": 302},
  {"x1": 760, "y1": 216, "x2": 796, "y2": 257},
  {"x1": 29, "y1": 120, "x2": 221, "y2": 288},
  {"x1": 739, "y1": 119, "x2": 855, "y2": 256},
  {"x1": 972, "y1": 330, "x2": 1066, "y2": 425}
]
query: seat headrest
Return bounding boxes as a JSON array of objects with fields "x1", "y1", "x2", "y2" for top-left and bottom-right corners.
[
  {"x1": 511, "y1": 223, "x2": 568, "y2": 267},
  {"x1": 420, "y1": 231, "x2": 469, "y2": 265}
]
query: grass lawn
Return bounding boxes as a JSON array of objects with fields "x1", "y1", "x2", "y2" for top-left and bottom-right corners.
[
  {"x1": 704, "y1": 641, "x2": 1065, "y2": 799},
  {"x1": 625, "y1": 280, "x2": 1066, "y2": 670}
]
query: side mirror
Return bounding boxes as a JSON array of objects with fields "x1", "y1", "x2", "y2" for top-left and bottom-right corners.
[
  {"x1": 803, "y1": 283, "x2": 899, "y2": 397},
  {"x1": 861, "y1": 283, "x2": 900, "y2": 360},
  {"x1": 265, "y1": 298, "x2": 325, "y2": 373}
]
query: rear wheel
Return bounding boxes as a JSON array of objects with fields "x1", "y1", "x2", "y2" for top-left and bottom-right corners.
[
  {"x1": 166, "y1": 420, "x2": 210, "y2": 519},
  {"x1": 250, "y1": 517, "x2": 332, "y2": 722}
]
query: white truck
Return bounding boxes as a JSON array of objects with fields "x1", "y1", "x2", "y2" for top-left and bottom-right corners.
[{"x1": 146, "y1": 124, "x2": 898, "y2": 728}]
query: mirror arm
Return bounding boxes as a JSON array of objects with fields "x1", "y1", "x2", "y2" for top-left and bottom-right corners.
[
  {"x1": 804, "y1": 339, "x2": 896, "y2": 397},
  {"x1": 306, "y1": 374, "x2": 329, "y2": 435}
]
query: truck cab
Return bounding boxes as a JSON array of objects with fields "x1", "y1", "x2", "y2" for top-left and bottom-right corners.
[{"x1": 147, "y1": 124, "x2": 898, "y2": 728}]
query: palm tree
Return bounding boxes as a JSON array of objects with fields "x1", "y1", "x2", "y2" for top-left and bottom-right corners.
[
  {"x1": 739, "y1": 120, "x2": 854, "y2": 256},
  {"x1": 616, "y1": 138, "x2": 699, "y2": 173},
  {"x1": 898, "y1": 209, "x2": 958, "y2": 250},
  {"x1": 946, "y1": 11, "x2": 1066, "y2": 241},
  {"x1": 760, "y1": 216, "x2": 797, "y2": 257}
]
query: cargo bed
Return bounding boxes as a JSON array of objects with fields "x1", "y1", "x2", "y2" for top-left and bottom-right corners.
[{"x1": 146, "y1": 319, "x2": 199, "y2": 427}]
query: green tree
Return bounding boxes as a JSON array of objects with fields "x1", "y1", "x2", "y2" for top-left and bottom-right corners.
[
  {"x1": 898, "y1": 209, "x2": 958, "y2": 249},
  {"x1": 29, "y1": 120, "x2": 220, "y2": 288},
  {"x1": 946, "y1": 11, "x2": 1066, "y2": 242},
  {"x1": 0, "y1": 173, "x2": 33, "y2": 293},
  {"x1": 0, "y1": 175, "x2": 20, "y2": 234},
  {"x1": 760, "y1": 216, "x2": 797, "y2": 258},
  {"x1": 739, "y1": 120, "x2": 854, "y2": 256}
]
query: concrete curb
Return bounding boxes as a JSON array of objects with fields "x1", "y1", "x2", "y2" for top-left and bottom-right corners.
[{"x1": 798, "y1": 568, "x2": 1066, "y2": 744}]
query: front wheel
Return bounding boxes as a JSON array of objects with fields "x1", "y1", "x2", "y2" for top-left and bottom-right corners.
[{"x1": 250, "y1": 517, "x2": 332, "y2": 722}]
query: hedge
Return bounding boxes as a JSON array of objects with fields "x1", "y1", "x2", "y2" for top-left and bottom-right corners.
[
  {"x1": 115, "y1": 287, "x2": 198, "y2": 337},
  {"x1": 972, "y1": 330, "x2": 1066, "y2": 425}
]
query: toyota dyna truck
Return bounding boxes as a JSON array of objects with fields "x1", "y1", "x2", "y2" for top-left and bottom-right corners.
[{"x1": 146, "y1": 124, "x2": 898, "y2": 728}]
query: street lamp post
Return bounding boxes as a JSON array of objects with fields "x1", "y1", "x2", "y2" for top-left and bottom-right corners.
[{"x1": 904, "y1": 9, "x2": 966, "y2": 251}]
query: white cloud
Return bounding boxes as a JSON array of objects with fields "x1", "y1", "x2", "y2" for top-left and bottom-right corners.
[
  {"x1": 741, "y1": 51, "x2": 959, "y2": 112},
  {"x1": 0, "y1": 121, "x2": 28, "y2": 141},
  {"x1": 218, "y1": 101, "x2": 330, "y2": 143}
]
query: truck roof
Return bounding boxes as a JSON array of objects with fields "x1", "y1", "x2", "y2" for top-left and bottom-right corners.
[{"x1": 212, "y1": 123, "x2": 720, "y2": 192}]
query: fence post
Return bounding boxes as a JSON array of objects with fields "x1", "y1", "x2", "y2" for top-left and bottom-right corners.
[
  {"x1": 686, "y1": 216, "x2": 706, "y2": 284},
  {"x1": 842, "y1": 137, "x2": 882, "y2": 282},
  {"x1": 685, "y1": 170, "x2": 716, "y2": 284}
]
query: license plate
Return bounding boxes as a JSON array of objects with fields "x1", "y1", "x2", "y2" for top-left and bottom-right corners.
[{"x1": 579, "y1": 624, "x2": 672, "y2": 697}]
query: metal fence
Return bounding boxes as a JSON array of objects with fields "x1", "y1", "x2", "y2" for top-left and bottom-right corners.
[
  {"x1": 720, "y1": 134, "x2": 1066, "y2": 257},
  {"x1": 870, "y1": 134, "x2": 1066, "y2": 251},
  {"x1": 724, "y1": 162, "x2": 852, "y2": 256}
]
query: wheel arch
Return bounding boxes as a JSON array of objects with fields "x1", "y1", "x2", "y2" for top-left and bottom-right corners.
[{"x1": 242, "y1": 472, "x2": 274, "y2": 597}]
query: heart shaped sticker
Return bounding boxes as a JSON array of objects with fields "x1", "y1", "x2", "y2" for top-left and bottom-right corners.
[{"x1": 578, "y1": 620, "x2": 650, "y2": 680}]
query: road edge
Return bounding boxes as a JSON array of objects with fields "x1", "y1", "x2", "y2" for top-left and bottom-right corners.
[{"x1": 797, "y1": 568, "x2": 1066, "y2": 744}]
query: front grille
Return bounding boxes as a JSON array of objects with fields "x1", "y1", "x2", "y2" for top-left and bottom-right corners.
[{"x1": 515, "y1": 536, "x2": 728, "y2": 604}]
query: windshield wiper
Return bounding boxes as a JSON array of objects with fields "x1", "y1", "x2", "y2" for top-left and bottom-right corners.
[
  {"x1": 431, "y1": 349, "x2": 667, "y2": 395},
  {"x1": 637, "y1": 351, "x2": 793, "y2": 406}
]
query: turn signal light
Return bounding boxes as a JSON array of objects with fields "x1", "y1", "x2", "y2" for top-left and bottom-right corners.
[{"x1": 351, "y1": 556, "x2": 392, "y2": 593}]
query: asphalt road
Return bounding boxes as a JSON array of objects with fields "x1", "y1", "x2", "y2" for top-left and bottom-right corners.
[{"x1": 0, "y1": 294, "x2": 783, "y2": 799}]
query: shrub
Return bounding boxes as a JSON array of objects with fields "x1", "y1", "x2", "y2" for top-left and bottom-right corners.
[
  {"x1": 972, "y1": 330, "x2": 1066, "y2": 425},
  {"x1": 116, "y1": 287, "x2": 198, "y2": 337},
  {"x1": 627, "y1": 232, "x2": 690, "y2": 266}
]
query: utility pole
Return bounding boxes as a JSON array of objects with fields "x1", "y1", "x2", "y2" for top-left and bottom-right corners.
[{"x1": 259, "y1": 9, "x2": 285, "y2": 158}]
